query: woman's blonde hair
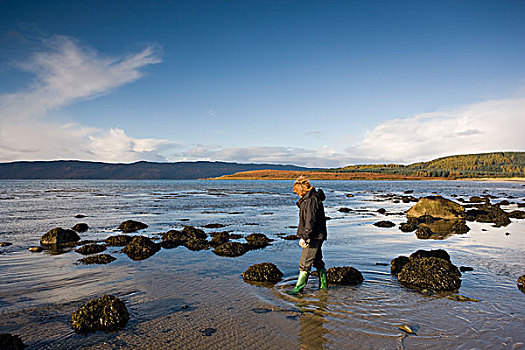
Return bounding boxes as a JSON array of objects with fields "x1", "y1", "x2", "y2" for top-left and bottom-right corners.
[{"x1": 293, "y1": 175, "x2": 313, "y2": 195}]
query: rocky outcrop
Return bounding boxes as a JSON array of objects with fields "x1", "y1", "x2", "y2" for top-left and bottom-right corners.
[
  {"x1": 105, "y1": 235, "x2": 132, "y2": 246},
  {"x1": 71, "y1": 295, "x2": 129, "y2": 333},
  {"x1": 242, "y1": 262, "x2": 283, "y2": 283},
  {"x1": 465, "y1": 203, "x2": 511, "y2": 227},
  {"x1": 326, "y1": 266, "x2": 364, "y2": 285},
  {"x1": 118, "y1": 220, "x2": 148, "y2": 233},
  {"x1": 75, "y1": 244, "x2": 106, "y2": 255},
  {"x1": 72, "y1": 223, "x2": 89, "y2": 232},
  {"x1": 122, "y1": 236, "x2": 160, "y2": 260},
  {"x1": 77, "y1": 254, "x2": 116, "y2": 265},
  {"x1": 0, "y1": 333, "x2": 24, "y2": 350},
  {"x1": 407, "y1": 196, "x2": 465, "y2": 220},
  {"x1": 212, "y1": 242, "x2": 248, "y2": 257},
  {"x1": 392, "y1": 249, "x2": 461, "y2": 292},
  {"x1": 245, "y1": 233, "x2": 271, "y2": 249},
  {"x1": 40, "y1": 227, "x2": 80, "y2": 245},
  {"x1": 373, "y1": 220, "x2": 395, "y2": 228}
]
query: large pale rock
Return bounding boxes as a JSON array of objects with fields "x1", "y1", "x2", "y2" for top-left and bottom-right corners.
[
  {"x1": 40, "y1": 227, "x2": 80, "y2": 245},
  {"x1": 407, "y1": 196, "x2": 464, "y2": 220}
]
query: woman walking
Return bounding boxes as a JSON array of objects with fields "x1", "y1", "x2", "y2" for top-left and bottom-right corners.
[{"x1": 288, "y1": 176, "x2": 328, "y2": 295}]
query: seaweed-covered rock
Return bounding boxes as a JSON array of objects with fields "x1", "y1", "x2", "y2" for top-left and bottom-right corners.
[
  {"x1": 326, "y1": 266, "x2": 364, "y2": 285},
  {"x1": 399, "y1": 219, "x2": 418, "y2": 232},
  {"x1": 105, "y1": 235, "x2": 132, "y2": 246},
  {"x1": 465, "y1": 203, "x2": 511, "y2": 227},
  {"x1": 75, "y1": 243, "x2": 106, "y2": 255},
  {"x1": 162, "y1": 230, "x2": 186, "y2": 242},
  {"x1": 210, "y1": 232, "x2": 230, "y2": 247},
  {"x1": 410, "y1": 249, "x2": 451, "y2": 262},
  {"x1": 245, "y1": 233, "x2": 271, "y2": 249},
  {"x1": 469, "y1": 196, "x2": 486, "y2": 203},
  {"x1": 242, "y1": 262, "x2": 283, "y2": 283},
  {"x1": 71, "y1": 295, "x2": 129, "y2": 333},
  {"x1": 0, "y1": 333, "x2": 24, "y2": 350},
  {"x1": 401, "y1": 195, "x2": 418, "y2": 203},
  {"x1": 77, "y1": 254, "x2": 116, "y2": 265},
  {"x1": 390, "y1": 256, "x2": 410, "y2": 275},
  {"x1": 72, "y1": 223, "x2": 89, "y2": 232},
  {"x1": 184, "y1": 239, "x2": 210, "y2": 251},
  {"x1": 518, "y1": 275, "x2": 525, "y2": 293},
  {"x1": 212, "y1": 242, "x2": 248, "y2": 257},
  {"x1": 122, "y1": 236, "x2": 160, "y2": 261},
  {"x1": 407, "y1": 196, "x2": 465, "y2": 220},
  {"x1": 41, "y1": 227, "x2": 80, "y2": 245},
  {"x1": 204, "y1": 223, "x2": 225, "y2": 229},
  {"x1": 397, "y1": 257, "x2": 461, "y2": 291},
  {"x1": 377, "y1": 208, "x2": 387, "y2": 214},
  {"x1": 415, "y1": 226, "x2": 434, "y2": 239},
  {"x1": 118, "y1": 220, "x2": 148, "y2": 233},
  {"x1": 508, "y1": 210, "x2": 525, "y2": 219},
  {"x1": 182, "y1": 225, "x2": 208, "y2": 240},
  {"x1": 373, "y1": 220, "x2": 395, "y2": 228}
]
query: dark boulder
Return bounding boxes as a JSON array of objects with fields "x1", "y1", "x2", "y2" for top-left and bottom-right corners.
[
  {"x1": 326, "y1": 266, "x2": 364, "y2": 285},
  {"x1": 75, "y1": 244, "x2": 106, "y2": 255},
  {"x1": 401, "y1": 195, "x2": 418, "y2": 203},
  {"x1": 242, "y1": 262, "x2": 283, "y2": 284},
  {"x1": 184, "y1": 239, "x2": 210, "y2": 251},
  {"x1": 518, "y1": 275, "x2": 525, "y2": 293},
  {"x1": 407, "y1": 196, "x2": 465, "y2": 220},
  {"x1": 282, "y1": 234, "x2": 299, "y2": 240},
  {"x1": 212, "y1": 242, "x2": 248, "y2": 257},
  {"x1": 397, "y1": 257, "x2": 461, "y2": 291},
  {"x1": 71, "y1": 295, "x2": 129, "y2": 333},
  {"x1": 399, "y1": 219, "x2": 418, "y2": 232},
  {"x1": 465, "y1": 203, "x2": 511, "y2": 227},
  {"x1": 460, "y1": 266, "x2": 474, "y2": 272},
  {"x1": 182, "y1": 225, "x2": 208, "y2": 240},
  {"x1": 77, "y1": 254, "x2": 116, "y2": 265},
  {"x1": 415, "y1": 226, "x2": 434, "y2": 239},
  {"x1": 72, "y1": 223, "x2": 89, "y2": 232},
  {"x1": 498, "y1": 200, "x2": 510, "y2": 206},
  {"x1": 338, "y1": 207, "x2": 352, "y2": 213},
  {"x1": 122, "y1": 236, "x2": 160, "y2": 261},
  {"x1": 390, "y1": 256, "x2": 410, "y2": 275},
  {"x1": 245, "y1": 233, "x2": 271, "y2": 249},
  {"x1": 0, "y1": 333, "x2": 24, "y2": 350},
  {"x1": 373, "y1": 220, "x2": 395, "y2": 228},
  {"x1": 410, "y1": 249, "x2": 451, "y2": 262},
  {"x1": 377, "y1": 208, "x2": 387, "y2": 214},
  {"x1": 75, "y1": 214, "x2": 86, "y2": 218},
  {"x1": 162, "y1": 230, "x2": 186, "y2": 242},
  {"x1": 508, "y1": 210, "x2": 525, "y2": 219},
  {"x1": 105, "y1": 235, "x2": 132, "y2": 246},
  {"x1": 41, "y1": 227, "x2": 80, "y2": 245},
  {"x1": 204, "y1": 223, "x2": 225, "y2": 229},
  {"x1": 118, "y1": 220, "x2": 148, "y2": 233},
  {"x1": 210, "y1": 232, "x2": 230, "y2": 247}
]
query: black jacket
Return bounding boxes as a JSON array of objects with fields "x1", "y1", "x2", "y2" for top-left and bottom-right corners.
[{"x1": 296, "y1": 188, "x2": 327, "y2": 241}]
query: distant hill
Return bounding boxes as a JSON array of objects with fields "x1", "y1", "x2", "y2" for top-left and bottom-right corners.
[
  {"x1": 0, "y1": 160, "x2": 311, "y2": 179},
  {"x1": 332, "y1": 152, "x2": 525, "y2": 178}
]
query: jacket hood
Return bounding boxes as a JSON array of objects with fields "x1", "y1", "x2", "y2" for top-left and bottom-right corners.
[{"x1": 299, "y1": 187, "x2": 325, "y2": 203}]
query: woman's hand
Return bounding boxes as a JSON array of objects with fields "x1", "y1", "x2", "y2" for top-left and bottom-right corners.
[{"x1": 299, "y1": 238, "x2": 309, "y2": 248}]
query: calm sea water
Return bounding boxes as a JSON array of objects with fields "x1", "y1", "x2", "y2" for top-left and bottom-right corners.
[{"x1": 0, "y1": 180, "x2": 524, "y2": 349}]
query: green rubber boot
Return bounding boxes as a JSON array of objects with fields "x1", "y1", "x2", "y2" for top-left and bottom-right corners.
[
  {"x1": 287, "y1": 271, "x2": 309, "y2": 295},
  {"x1": 318, "y1": 268, "x2": 328, "y2": 290}
]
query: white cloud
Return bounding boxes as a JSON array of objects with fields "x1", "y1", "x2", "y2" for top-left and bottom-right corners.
[
  {"x1": 351, "y1": 97, "x2": 525, "y2": 163},
  {"x1": 0, "y1": 35, "x2": 169, "y2": 162}
]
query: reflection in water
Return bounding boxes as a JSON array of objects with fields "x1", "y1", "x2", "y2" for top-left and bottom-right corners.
[{"x1": 298, "y1": 293, "x2": 328, "y2": 350}]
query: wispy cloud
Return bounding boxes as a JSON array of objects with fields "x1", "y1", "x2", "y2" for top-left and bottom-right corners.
[
  {"x1": 350, "y1": 97, "x2": 525, "y2": 164},
  {"x1": 0, "y1": 35, "x2": 169, "y2": 162}
]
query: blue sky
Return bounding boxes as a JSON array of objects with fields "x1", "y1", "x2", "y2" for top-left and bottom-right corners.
[{"x1": 1, "y1": 0, "x2": 524, "y2": 166}]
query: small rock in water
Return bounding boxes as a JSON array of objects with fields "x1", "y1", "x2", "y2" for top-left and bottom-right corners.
[
  {"x1": 399, "y1": 324, "x2": 416, "y2": 335},
  {"x1": 40, "y1": 227, "x2": 80, "y2": 245},
  {"x1": 105, "y1": 235, "x2": 132, "y2": 246},
  {"x1": 415, "y1": 226, "x2": 434, "y2": 239},
  {"x1": 338, "y1": 207, "x2": 352, "y2": 213},
  {"x1": 506, "y1": 232, "x2": 510, "y2": 236},
  {"x1": 376, "y1": 262, "x2": 388, "y2": 266},
  {"x1": 245, "y1": 233, "x2": 271, "y2": 249},
  {"x1": 0, "y1": 242, "x2": 12, "y2": 247},
  {"x1": 203, "y1": 223, "x2": 225, "y2": 229},
  {"x1": 390, "y1": 256, "x2": 410, "y2": 275},
  {"x1": 71, "y1": 295, "x2": 129, "y2": 333},
  {"x1": 346, "y1": 193, "x2": 354, "y2": 198},
  {"x1": 0, "y1": 333, "x2": 25, "y2": 349},
  {"x1": 377, "y1": 208, "x2": 387, "y2": 214},
  {"x1": 281, "y1": 234, "x2": 299, "y2": 240},
  {"x1": 242, "y1": 262, "x2": 283, "y2": 284},
  {"x1": 29, "y1": 246, "x2": 43, "y2": 252},
  {"x1": 118, "y1": 220, "x2": 148, "y2": 233},
  {"x1": 460, "y1": 266, "x2": 474, "y2": 272},
  {"x1": 184, "y1": 238, "x2": 210, "y2": 251},
  {"x1": 517, "y1": 275, "x2": 525, "y2": 293},
  {"x1": 75, "y1": 214, "x2": 86, "y2": 218},
  {"x1": 373, "y1": 220, "x2": 395, "y2": 228},
  {"x1": 445, "y1": 294, "x2": 479, "y2": 302},
  {"x1": 212, "y1": 242, "x2": 248, "y2": 257},
  {"x1": 77, "y1": 253, "x2": 116, "y2": 265},
  {"x1": 75, "y1": 244, "x2": 106, "y2": 255},
  {"x1": 122, "y1": 236, "x2": 160, "y2": 260},
  {"x1": 72, "y1": 223, "x2": 89, "y2": 232},
  {"x1": 326, "y1": 266, "x2": 364, "y2": 285}
]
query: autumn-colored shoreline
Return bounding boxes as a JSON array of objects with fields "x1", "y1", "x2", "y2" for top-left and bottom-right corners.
[{"x1": 207, "y1": 170, "x2": 525, "y2": 182}]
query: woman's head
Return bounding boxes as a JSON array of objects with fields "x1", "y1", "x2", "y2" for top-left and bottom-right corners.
[{"x1": 293, "y1": 175, "x2": 313, "y2": 197}]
